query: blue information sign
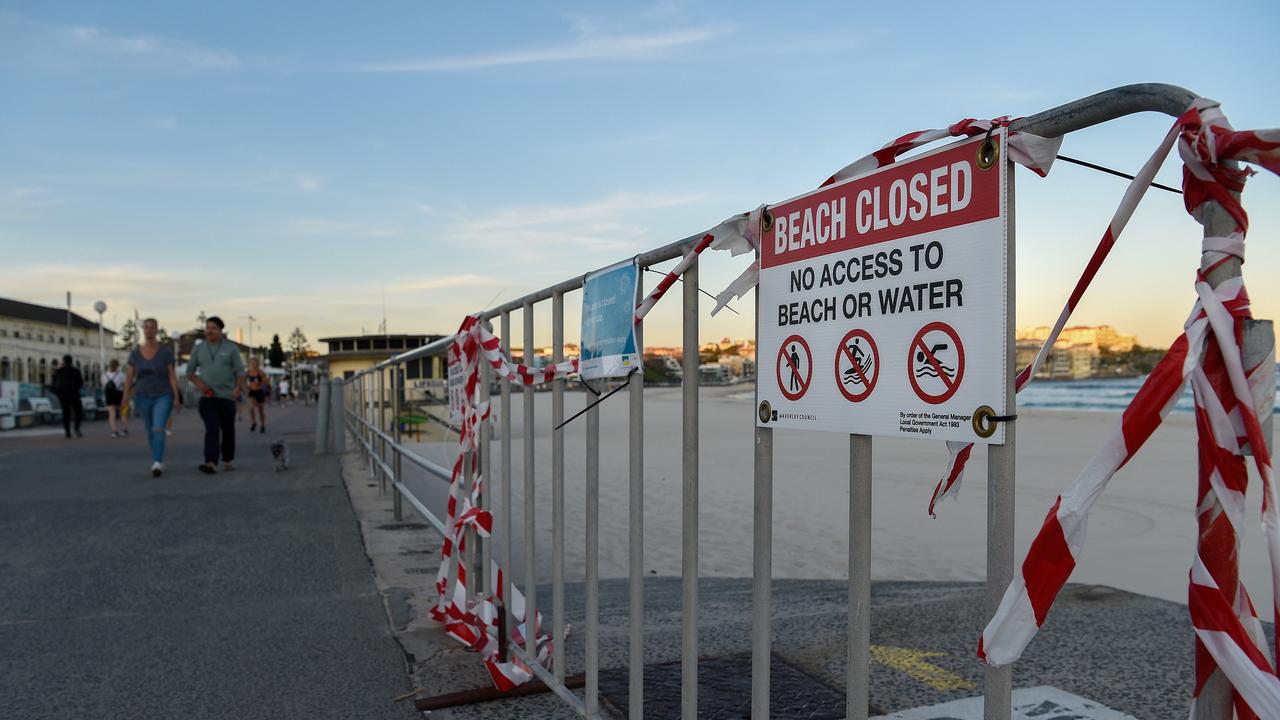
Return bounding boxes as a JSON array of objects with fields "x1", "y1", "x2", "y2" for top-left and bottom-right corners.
[{"x1": 580, "y1": 260, "x2": 640, "y2": 380}]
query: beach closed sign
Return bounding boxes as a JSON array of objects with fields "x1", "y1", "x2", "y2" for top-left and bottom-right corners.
[{"x1": 756, "y1": 133, "x2": 1009, "y2": 443}]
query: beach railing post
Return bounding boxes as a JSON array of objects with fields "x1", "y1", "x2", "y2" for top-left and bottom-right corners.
[
  {"x1": 752, "y1": 422, "x2": 773, "y2": 720},
  {"x1": 681, "y1": 257, "x2": 700, "y2": 720},
  {"x1": 392, "y1": 365, "x2": 403, "y2": 522},
  {"x1": 480, "y1": 324, "x2": 493, "y2": 599},
  {"x1": 585, "y1": 363, "x2": 601, "y2": 714},
  {"x1": 523, "y1": 300, "x2": 538, "y2": 661},
  {"x1": 984, "y1": 159, "x2": 1017, "y2": 720},
  {"x1": 377, "y1": 366, "x2": 386, "y2": 495},
  {"x1": 552, "y1": 291, "x2": 567, "y2": 685},
  {"x1": 1193, "y1": 151, "x2": 1274, "y2": 720},
  {"x1": 315, "y1": 378, "x2": 330, "y2": 454},
  {"x1": 330, "y1": 378, "x2": 345, "y2": 454},
  {"x1": 630, "y1": 274, "x2": 646, "y2": 720},
  {"x1": 500, "y1": 310, "x2": 515, "y2": 659},
  {"x1": 848, "y1": 433, "x2": 872, "y2": 720}
]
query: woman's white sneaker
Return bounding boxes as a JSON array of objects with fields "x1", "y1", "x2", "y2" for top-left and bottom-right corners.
[{"x1": 151, "y1": 462, "x2": 163, "y2": 478}]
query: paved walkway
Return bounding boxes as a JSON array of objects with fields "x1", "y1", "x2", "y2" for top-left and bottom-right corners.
[{"x1": 0, "y1": 403, "x2": 418, "y2": 720}]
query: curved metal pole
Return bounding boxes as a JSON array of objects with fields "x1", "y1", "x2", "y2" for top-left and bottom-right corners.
[{"x1": 1010, "y1": 83, "x2": 1197, "y2": 137}]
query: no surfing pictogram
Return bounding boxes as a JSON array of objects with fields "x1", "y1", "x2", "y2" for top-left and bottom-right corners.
[
  {"x1": 908, "y1": 321, "x2": 965, "y2": 404},
  {"x1": 835, "y1": 328, "x2": 878, "y2": 402},
  {"x1": 776, "y1": 334, "x2": 812, "y2": 401}
]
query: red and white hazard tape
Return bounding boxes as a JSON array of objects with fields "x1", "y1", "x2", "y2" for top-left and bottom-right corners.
[
  {"x1": 975, "y1": 99, "x2": 1280, "y2": 716},
  {"x1": 430, "y1": 314, "x2": 577, "y2": 689},
  {"x1": 704, "y1": 119, "x2": 1062, "y2": 319}
]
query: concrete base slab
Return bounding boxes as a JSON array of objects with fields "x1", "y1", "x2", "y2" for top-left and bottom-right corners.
[{"x1": 871, "y1": 685, "x2": 1137, "y2": 719}]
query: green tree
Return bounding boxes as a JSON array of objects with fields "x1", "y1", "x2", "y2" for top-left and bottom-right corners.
[
  {"x1": 116, "y1": 319, "x2": 140, "y2": 350},
  {"x1": 287, "y1": 327, "x2": 310, "y2": 365},
  {"x1": 268, "y1": 334, "x2": 286, "y2": 368}
]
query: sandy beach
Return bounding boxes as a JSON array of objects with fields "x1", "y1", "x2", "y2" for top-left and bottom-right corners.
[{"x1": 401, "y1": 383, "x2": 1277, "y2": 612}]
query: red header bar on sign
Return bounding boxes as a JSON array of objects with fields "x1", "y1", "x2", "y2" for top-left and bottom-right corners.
[{"x1": 761, "y1": 137, "x2": 999, "y2": 269}]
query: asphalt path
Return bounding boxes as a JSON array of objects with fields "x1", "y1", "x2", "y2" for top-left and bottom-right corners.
[{"x1": 0, "y1": 402, "x2": 418, "y2": 720}]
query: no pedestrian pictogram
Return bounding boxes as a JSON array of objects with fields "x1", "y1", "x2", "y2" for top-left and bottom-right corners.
[
  {"x1": 835, "y1": 328, "x2": 879, "y2": 402},
  {"x1": 908, "y1": 321, "x2": 965, "y2": 404},
  {"x1": 776, "y1": 334, "x2": 812, "y2": 401}
]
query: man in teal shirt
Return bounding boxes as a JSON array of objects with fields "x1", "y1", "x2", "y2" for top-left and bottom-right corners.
[{"x1": 187, "y1": 316, "x2": 246, "y2": 474}]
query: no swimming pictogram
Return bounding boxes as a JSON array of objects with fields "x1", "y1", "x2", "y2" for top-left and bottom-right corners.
[
  {"x1": 776, "y1": 334, "x2": 812, "y2": 401},
  {"x1": 908, "y1": 321, "x2": 965, "y2": 404},
  {"x1": 835, "y1": 328, "x2": 878, "y2": 402}
]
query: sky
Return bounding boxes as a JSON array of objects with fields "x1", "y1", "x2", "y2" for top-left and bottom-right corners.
[{"x1": 2, "y1": 1, "x2": 1279, "y2": 352}]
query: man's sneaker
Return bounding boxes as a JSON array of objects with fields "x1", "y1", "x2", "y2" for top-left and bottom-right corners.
[
  {"x1": 222, "y1": 462, "x2": 235, "y2": 472},
  {"x1": 111, "y1": 432, "x2": 118, "y2": 438},
  {"x1": 198, "y1": 463, "x2": 217, "y2": 475},
  {"x1": 151, "y1": 462, "x2": 163, "y2": 478},
  {"x1": 260, "y1": 426, "x2": 266, "y2": 434},
  {"x1": 250, "y1": 423, "x2": 257, "y2": 432},
  {"x1": 122, "y1": 428, "x2": 129, "y2": 437}
]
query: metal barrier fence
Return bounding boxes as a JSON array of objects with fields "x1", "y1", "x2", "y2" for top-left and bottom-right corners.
[{"x1": 319, "y1": 83, "x2": 1256, "y2": 720}]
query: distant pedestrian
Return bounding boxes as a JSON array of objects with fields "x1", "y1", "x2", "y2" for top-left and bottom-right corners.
[
  {"x1": 279, "y1": 376, "x2": 291, "y2": 404},
  {"x1": 124, "y1": 318, "x2": 181, "y2": 477},
  {"x1": 102, "y1": 359, "x2": 128, "y2": 437},
  {"x1": 245, "y1": 356, "x2": 269, "y2": 434},
  {"x1": 50, "y1": 355, "x2": 84, "y2": 438},
  {"x1": 186, "y1": 316, "x2": 246, "y2": 474}
]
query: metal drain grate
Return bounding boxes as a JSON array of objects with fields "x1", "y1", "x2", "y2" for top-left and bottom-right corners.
[{"x1": 599, "y1": 653, "x2": 852, "y2": 719}]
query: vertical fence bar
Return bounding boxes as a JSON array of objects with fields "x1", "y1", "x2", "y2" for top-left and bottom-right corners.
[
  {"x1": 480, "y1": 325, "x2": 493, "y2": 598},
  {"x1": 848, "y1": 434, "x2": 872, "y2": 720},
  {"x1": 523, "y1": 301, "x2": 537, "y2": 659},
  {"x1": 552, "y1": 291, "x2": 566, "y2": 685},
  {"x1": 377, "y1": 367, "x2": 387, "y2": 495},
  {"x1": 681, "y1": 258, "x2": 700, "y2": 720},
  {"x1": 629, "y1": 276, "x2": 645, "y2": 720},
  {"x1": 392, "y1": 365, "x2": 403, "y2": 521},
  {"x1": 984, "y1": 158, "x2": 1016, "y2": 720},
  {"x1": 465, "y1": 443, "x2": 477, "y2": 597},
  {"x1": 752, "y1": 425, "x2": 773, "y2": 720},
  {"x1": 500, "y1": 311, "x2": 515, "y2": 657},
  {"x1": 331, "y1": 379, "x2": 345, "y2": 454},
  {"x1": 586, "y1": 378, "x2": 601, "y2": 714}
]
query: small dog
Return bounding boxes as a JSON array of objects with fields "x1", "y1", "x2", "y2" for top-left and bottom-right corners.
[{"x1": 270, "y1": 437, "x2": 290, "y2": 472}]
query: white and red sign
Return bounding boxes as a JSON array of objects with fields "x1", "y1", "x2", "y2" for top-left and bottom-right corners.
[{"x1": 755, "y1": 134, "x2": 1009, "y2": 443}]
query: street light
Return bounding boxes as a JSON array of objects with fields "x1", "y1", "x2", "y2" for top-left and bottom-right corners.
[{"x1": 93, "y1": 300, "x2": 107, "y2": 373}]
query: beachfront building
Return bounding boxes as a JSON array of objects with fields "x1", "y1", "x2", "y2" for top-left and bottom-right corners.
[
  {"x1": 320, "y1": 333, "x2": 447, "y2": 382},
  {"x1": 1017, "y1": 324, "x2": 1137, "y2": 352},
  {"x1": 0, "y1": 296, "x2": 124, "y2": 388}
]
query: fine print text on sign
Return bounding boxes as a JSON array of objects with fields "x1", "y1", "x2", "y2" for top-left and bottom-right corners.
[
  {"x1": 580, "y1": 260, "x2": 640, "y2": 380},
  {"x1": 756, "y1": 133, "x2": 1009, "y2": 443}
]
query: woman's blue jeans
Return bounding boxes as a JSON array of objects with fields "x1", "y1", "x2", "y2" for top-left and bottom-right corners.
[{"x1": 132, "y1": 394, "x2": 173, "y2": 463}]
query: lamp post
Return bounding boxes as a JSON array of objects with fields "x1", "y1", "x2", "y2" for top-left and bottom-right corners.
[{"x1": 93, "y1": 300, "x2": 107, "y2": 375}]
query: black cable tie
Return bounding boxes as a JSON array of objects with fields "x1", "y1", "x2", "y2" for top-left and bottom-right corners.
[
  {"x1": 642, "y1": 267, "x2": 741, "y2": 316},
  {"x1": 553, "y1": 369, "x2": 637, "y2": 431},
  {"x1": 990, "y1": 414, "x2": 1017, "y2": 422},
  {"x1": 1055, "y1": 155, "x2": 1182, "y2": 195}
]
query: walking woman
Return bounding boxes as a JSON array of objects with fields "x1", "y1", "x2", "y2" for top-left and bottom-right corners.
[
  {"x1": 102, "y1": 359, "x2": 128, "y2": 437},
  {"x1": 245, "y1": 356, "x2": 268, "y2": 434},
  {"x1": 123, "y1": 318, "x2": 181, "y2": 477}
]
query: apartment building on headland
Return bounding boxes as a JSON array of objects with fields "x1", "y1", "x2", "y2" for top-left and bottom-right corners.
[
  {"x1": 1015, "y1": 325, "x2": 1141, "y2": 379},
  {"x1": 0, "y1": 297, "x2": 125, "y2": 387}
]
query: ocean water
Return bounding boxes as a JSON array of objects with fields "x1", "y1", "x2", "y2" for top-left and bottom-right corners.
[{"x1": 1018, "y1": 372, "x2": 1280, "y2": 414}]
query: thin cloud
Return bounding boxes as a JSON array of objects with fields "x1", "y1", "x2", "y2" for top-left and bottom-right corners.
[
  {"x1": 280, "y1": 218, "x2": 402, "y2": 239},
  {"x1": 349, "y1": 22, "x2": 732, "y2": 73},
  {"x1": 66, "y1": 25, "x2": 240, "y2": 70},
  {"x1": 384, "y1": 275, "x2": 491, "y2": 294}
]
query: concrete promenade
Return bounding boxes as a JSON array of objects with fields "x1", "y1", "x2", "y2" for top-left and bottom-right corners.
[{"x1": 0, "y1": 403, "x2": 417, "y2": 720}]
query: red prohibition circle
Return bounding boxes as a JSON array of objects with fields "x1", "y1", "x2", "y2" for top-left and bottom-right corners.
[
  {"x1": 775, "y1": 334, "x2": 812, "y2": 401},
  {"x1": 907, "y1": 321, "x2": 965, "y2": 405},
  {"x1": 834, "y1": 329, "x2": 879, "y2": 402}
]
